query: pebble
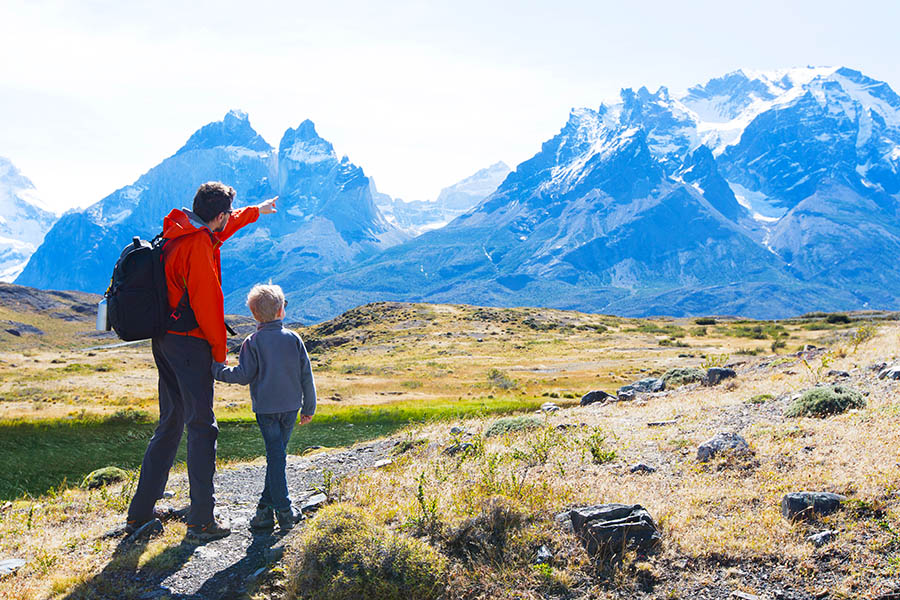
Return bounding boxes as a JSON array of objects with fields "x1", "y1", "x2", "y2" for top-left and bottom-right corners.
[
  {"x1": 807, "y1": 529, "x2": 837, "y2": 547},
  {"x1": 630, "y1": 463, "x2": 657, "y2": 474}
]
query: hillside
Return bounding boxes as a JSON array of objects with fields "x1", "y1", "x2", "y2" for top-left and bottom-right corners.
[{"x1": 1, "y1": 290, "x2": 900, "y2": 598}]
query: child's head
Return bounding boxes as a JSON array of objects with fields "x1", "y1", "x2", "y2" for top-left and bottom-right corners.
[{"x1": 246, "y1": 284, "x2": 286, "y2": 323}]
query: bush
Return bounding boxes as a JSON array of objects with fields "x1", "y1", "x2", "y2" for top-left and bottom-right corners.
[
  {"x1": 487, "y1": 368, "x2": 517, "y2": 390},
  {"x1": 485, "y1": 416, "x2": 542, "y2": 438},
  {"x1": 825, "y1": 313, "x2": 851, "y2": 324},
  {"x1": 445, "y1": 497, "x2": 525, "y2": 563},
  {"x1": 82, "y1": 466, "x2": 127, "y2": 489},
  {"x1": 661, "y1": 367, "x2": 704, "y2": 387},
  {"x1": 785, "y1": 385, "x2": 866, "y2": 418},
  {"x1": 694, "y1": 317, "x2": 717, "y2": 325},
  {"x1": 748, "y1": 393, "x2": 774, "y2": 404},
  {"x1": 289, "y1": 504, "x2": 447, "y2": 600}
]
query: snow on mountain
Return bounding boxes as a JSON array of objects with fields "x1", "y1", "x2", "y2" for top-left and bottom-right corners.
[{"x1": 0, "y1": 157, "x2": 57, "y2": 281}]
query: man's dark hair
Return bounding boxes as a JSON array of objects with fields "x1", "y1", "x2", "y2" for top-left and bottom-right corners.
[{"x1": 193, "y1": 182, "x2": 236, "y2": 223}]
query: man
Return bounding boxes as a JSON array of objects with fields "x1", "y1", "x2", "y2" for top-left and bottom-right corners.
[{"x1": 125, "y1": 181, "x2": 277, "y2": 543}]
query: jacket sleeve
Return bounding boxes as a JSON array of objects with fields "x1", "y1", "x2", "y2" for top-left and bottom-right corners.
[
  {"x1": 216, "y1": 205, "x2": 259, "y2": 242},
  {"x1": 188, "y1": 239, "x2": 229, "y2": 362},
  {"x1": 296, "y1": 334, "x2": 317, "y2": 416},
  {"x1": 212, "y1": 336, "x2": 258, "y2": 385}
]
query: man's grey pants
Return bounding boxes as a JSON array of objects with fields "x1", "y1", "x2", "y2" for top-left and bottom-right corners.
[{"x1": 127, "y1": 333, "x2": 218, "y2": 527}]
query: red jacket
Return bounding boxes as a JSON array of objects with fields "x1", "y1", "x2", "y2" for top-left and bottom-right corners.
[{"x1": 160, "y1": 206, "x2": 259, "y2": 362}]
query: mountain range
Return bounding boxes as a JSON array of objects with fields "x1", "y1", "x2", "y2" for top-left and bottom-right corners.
[
  {"x1": 14, "y1": 66, "x2": 900, "y2": 322},
  {"x1": 0, "y1": 158, "x2": 56, "y2": 282}
]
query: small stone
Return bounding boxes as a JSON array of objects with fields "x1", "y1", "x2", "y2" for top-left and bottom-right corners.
[
  {"x1": 697, "y1": 432, "x2": 750, "y2": 462},
  {"x1": 540, "y1": 402, "x2": 559, "y2": 412},
  {"x1": 580, "y1": 390, "x2": 614, "y2": 406},
  {"x1": 162, "y1": 490, "x2": 175, "y2": 499},
  {"x1": 826, "y1": 370, "x2": 850, "y2": 379},
  {"x1": 617, "y1": 389, "x2": 636, "y2": 402},
  {"x1": 301, "y1": 493, "x2": 328, "y2": 513},
  {"x1": 125, "y1": 518, "x2": 163, "y2": 542},
  {"x1": 731, "y1": 592, "x2": 762, "y2": 600},
  {"x1": 781, "y1": 492, "x2": 846, "y2": 520},
  {"x1": 878, "y1": 364, "x2": 900, "y2": 380},
  {"x1": 535, "y1": 545, "x2": 553, "y2": 564},
  {"x1": 443, "y1": 442, "x2": 475, "y2": 456},
  {"x1": 807, "y1": 530, "x2": 837, "y2": 547},
  {"x1": 450, "y1": 426, "x2": 465, "y2": 435},
  {"x1": 373, "y1": 459, "x2": 393, "y2": 468},
  {"x1": 630, "y1": 463, "x2": 657, "y2": 474},
  {"x1": 0, "y1": 559, "x2": 26, "y2": 576}
]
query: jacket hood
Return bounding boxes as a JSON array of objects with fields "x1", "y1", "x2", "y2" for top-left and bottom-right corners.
[{"x1": 162, "y1": 208, "x2": 212, "y2": 240}]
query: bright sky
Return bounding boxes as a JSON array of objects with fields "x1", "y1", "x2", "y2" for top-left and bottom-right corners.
[{"x1": 2, "y1": 0, "x2": 899, "y2": 213}]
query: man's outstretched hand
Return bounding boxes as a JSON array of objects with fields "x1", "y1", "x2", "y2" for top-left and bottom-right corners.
[{"x1": 258, "y1": 196, "x2": 278, "y2": 214}]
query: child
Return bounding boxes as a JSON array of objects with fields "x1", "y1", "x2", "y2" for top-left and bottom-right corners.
[{"x1": 212, "y1": 283, "x2": 316, "y2": 531}]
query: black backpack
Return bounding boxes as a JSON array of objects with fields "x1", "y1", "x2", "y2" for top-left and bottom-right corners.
[{"x1": 104, "y1": 234, "x2": 199, "y2": 341}]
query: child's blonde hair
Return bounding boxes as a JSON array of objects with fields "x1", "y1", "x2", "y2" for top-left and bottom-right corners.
[{"x1": 246, "y1": 284, "x2": 285, "y2": 323}]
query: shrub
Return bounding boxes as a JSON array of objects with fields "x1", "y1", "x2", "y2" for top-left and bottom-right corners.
[
  {"x1": 825, "y1": 313, "x2": 851, "y2": 324},
  {"x1": 748, "y1": 393, "x2": 774, "y2": 404},
  {"x1": 82, "y1": 466, "x2": 127, "y2": 489},
  {"x1": 694, "y1": 317, "x2": 717, "y2": 325},
  {"x1": 785, "y1": 385, "x2": 866, "y2": 418},
  {"x1": 289, "y1": 504, "x2": 447, "y2": 600},
  {"x1": 444, "y1": 497, "x2": 525, "y2": 563},
  {"x1": 487, "y1": 368, "x2": 517, "y2": 390},
  {"x1": 661, "y1": 367, "x2": 704, "y2": 387},
  {"x1": 485, "y1": 416, "x2": 542, "y2": 438},
  {"x1": 393, "y1": 438, "x2": 428, "y2": 455}
]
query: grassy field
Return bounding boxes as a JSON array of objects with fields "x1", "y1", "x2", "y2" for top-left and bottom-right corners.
[{"x1": 1, "y1": 291, "x2": 898, "y2": 598}]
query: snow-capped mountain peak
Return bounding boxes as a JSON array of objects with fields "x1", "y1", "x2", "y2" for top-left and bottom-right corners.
[{"x1": 0, "y1": 157, "x2": 57, "y2": 281}]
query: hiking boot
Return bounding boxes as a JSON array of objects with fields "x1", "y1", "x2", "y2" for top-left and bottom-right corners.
[
  {"x1": 249, "y1": 506, "x2": 275, "y2": 530},
  {"x1": 186, "y1": 518, "x2": 232, "y2": 543},
  {"x1": 276, "y1": 506, "x2": 302, "y2": 531}
]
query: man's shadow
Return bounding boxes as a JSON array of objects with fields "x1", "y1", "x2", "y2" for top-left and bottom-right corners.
[{"x1": 61, "y1": 528, "x2": 194, "y2": 600}]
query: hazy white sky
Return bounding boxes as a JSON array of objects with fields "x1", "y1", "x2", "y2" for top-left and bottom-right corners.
[{"x1": 2, "y1": 0, "x2": 899, "y2": 212}]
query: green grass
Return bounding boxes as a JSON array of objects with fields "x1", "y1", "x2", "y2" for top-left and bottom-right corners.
[{"x1": 0, "y1": 396, "x2": 571, "y2": 500}]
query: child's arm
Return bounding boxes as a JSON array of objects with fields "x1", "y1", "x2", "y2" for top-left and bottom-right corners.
[
  {"x1": 296, "y1": 334, "x2": 317, "y2": 420},
  {"x1": 211, "y1": 336, "x2": 259, "y2": 385}
]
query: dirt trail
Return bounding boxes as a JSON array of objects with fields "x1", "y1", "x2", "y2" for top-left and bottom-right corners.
[{"x1": 99, "y1": 439, "x2": 395, "y2": 600}]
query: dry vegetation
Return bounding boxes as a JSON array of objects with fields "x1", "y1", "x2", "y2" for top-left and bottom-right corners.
[{"x1": 1, "y1": 288, "x2": 900, "y2": 598}]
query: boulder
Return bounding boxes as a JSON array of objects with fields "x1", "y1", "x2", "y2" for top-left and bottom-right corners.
[
  {"x1": 540, "y1": 402, "x2": 560, "y2": 412},
  {"x1": 617, "y1": 378, "x2": 664, "y2": 398},
  {"x1": 703, "y1": 367, "x2": 736, "y2": 386},
  {"x1": 563, "y1": 503, "x2": 660, "y2": 556},
  {"x1": 617, "y1": 389, "x2": 636, "y2": 402},
  {"x1": 580, "y1": 390, "x2": 614, "y2": 406},
  {"x1": 781, "y1": 492, "x2": 846, "y2": 520},
  {"x1": 301, "y1": 493, "x2": 328, "y2": 514},
  {"x1": 696, "y1": 432, "x2": 750, "y2": 462}
]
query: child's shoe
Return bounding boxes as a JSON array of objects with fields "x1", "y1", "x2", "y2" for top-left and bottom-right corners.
[
  {"x1": 250, "y1": 505, "x2": 275, "y2": 530},
  {"x1": 276, "y1": 506, "x2": 302, "y2": 531}
]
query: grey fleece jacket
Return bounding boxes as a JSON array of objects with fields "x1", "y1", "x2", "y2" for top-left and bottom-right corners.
[{"x1": 211, "y1": 320, "x2": 316, "y2": 416}]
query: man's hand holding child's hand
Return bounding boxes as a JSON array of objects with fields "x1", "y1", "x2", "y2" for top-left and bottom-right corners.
[{"x1": 299, "y1": 415, "x2": 313, "y2": 425}]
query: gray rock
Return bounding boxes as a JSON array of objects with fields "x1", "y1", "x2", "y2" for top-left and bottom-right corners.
[
  {"x1": 616, "y1": 389, "x2": 636, "y2": 402},
  {"x1": 540, "y1": 402, "x2": 559, "y2": 412},
  {"x1": 781, "y1": 492, "x2": 846, "y2": 520},
  {"x1": 580, "y1": 390, "x2": 614, "y2": 406},
  {"x1": 373, "y1": 459, "x2": 393, "y2": 468},
  {"x1": 826, "y1": 370, "x2": 850, "y2": 379},
  {"x1": 617, "y1": 378, "x2": 664, "y2": 398},
  {"x1": 630, "y1": 463, "x2": 657, "y2": 474},
  {"x1": 704, "y1": 367, "x2": 737, "y2": 386},
  {"x1": 878, "y1": 364, "x2": 900, "y2": 380},
  {"x1": 697, "y1": 432, "x2": 750, "y2": 462},
  {"x1": 300, "y1": 493, "x2": 328, "y2": 514},
  {"x1": 807, "y1": 529, "x2": 837, "y2": 546},
  {"x1": 443, "y1": 442, "x2": 475, "y2": 456},
  {"x1": 0, "y1": 558, "x2": 25, "y2": 576},
  {"x1": 564, "y1": 503, "x2": 660, "y2": 556},
  {"x1": 535, "y1": 545, "x2": 553, "y2": 564},
  {"x1": 449, "y1": 426, "x2": 466, "y2": 435},
  {"x1": 125, "y1": 518, "x2": 163, "y2": 542}
]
